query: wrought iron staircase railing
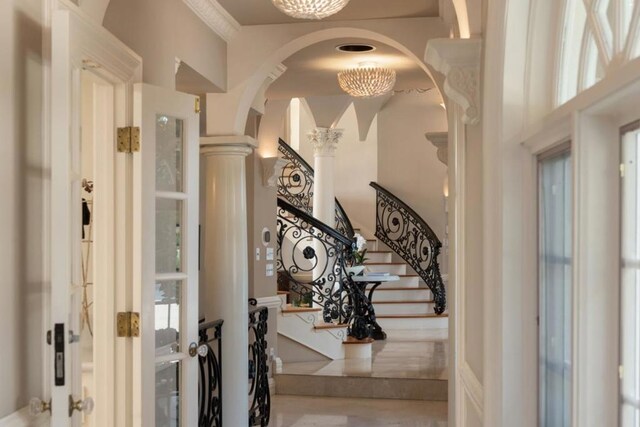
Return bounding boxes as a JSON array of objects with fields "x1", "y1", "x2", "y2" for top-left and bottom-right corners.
[
  {"x1": 248, "y1": 300, "x2": 270, "y2": 427},
  {"x1": 198, "y1": 319, "x2": 223, "y2": 427},
  {"x1": 276, "y1": 197, "x2": 375, "y2": 340},
  {"x1": 369, "y1": 182, "x2": 447, "y2": 314},
  {"x1": 277, "y1": 138, "x2": 355, "y2": 239}
]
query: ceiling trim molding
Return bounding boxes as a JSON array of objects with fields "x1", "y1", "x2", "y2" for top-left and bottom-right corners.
[
  {"x1": 183, "y1": 0, "x2": 241, "y2": 42},
  {"x1": 425, "y1": 132, "x2": 448, "y2": 165},
  {"x1": 425, "y1": 38, "x2": 482, "y2": 125}
]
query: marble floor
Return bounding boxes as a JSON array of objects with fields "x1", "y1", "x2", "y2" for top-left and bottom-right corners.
[
  {"x1": 279, "y1": 329, "x2": 448, "y2": 380},
  {"x1": 271, "y1": 395, "x2": 448, "y2": 427}
]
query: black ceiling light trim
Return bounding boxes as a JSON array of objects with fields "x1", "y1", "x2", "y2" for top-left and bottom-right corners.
[{"x1": 336, "y1": 43, "x2": 376, "y2": 53}]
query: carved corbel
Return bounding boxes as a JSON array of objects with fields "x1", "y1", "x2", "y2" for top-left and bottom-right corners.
[
  {"x1": 425, "y1": 132, "x2": 448, "y2": 165},
  {"x1": 425, "y1": 38, "x2": 482, "y2": 125}
]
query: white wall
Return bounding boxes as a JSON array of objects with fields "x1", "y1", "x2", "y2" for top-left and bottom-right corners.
[
  {"x1": 377, "y1": 91, "x2": 448, "y2": 250},
  {"x1": 0, "y1": 0, "x2": 47, "y2": 418},
  {"x1": 103, "y1": 0, "x2": 227, "y2": 91},
  {"x1": 296, "y1": 102, "x2": 379, "y2": 236}
]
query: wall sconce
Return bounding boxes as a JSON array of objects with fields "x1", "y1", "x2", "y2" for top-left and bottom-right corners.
[{"x1": 261, "y1": 156, "x2": 288, "y2": 187}]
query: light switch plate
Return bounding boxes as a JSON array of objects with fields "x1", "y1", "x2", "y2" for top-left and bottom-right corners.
[
  {"x1": 266, "y1": 263, "x2": 274, "y2": 277},
  {"x1": 255, "y1": 248, "x2": 260, "y2": 261},
  {"x1": 266, "y1": 247, "x2": 274, "y2": 261}
]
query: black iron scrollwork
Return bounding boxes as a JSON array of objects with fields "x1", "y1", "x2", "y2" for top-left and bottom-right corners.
[
  {"x1": 248, "y1": 305, "x2": 270, "y2": 427},
  {"x1": 277, "y1": 139, "x2": 355, "y2": 239},
  {"x1": 198, "y1": 319, "x2": 223, "y2": 427},
  {"x1": 370, "y1": 182, "x2": 447, "y2": 314},
  {"x1": 277, "y1": 198, "x2": 374, "y2": 340}
]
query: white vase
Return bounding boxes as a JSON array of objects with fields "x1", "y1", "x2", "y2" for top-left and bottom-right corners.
[{"x1": 346, "y1": 265, "x2": 365, "y2": 276}]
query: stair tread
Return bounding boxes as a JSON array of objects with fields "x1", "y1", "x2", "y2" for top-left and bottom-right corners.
[
  {"x1": 282, "y1": 305, "x2": 321, "y2": 313},
  {"x1": 364, "y1": 262, "x2": 406, "y2": 265},
  {"x1": 367, "y1": 251, "x2": 392, "y2": 253},
  {"x1": 369, "y1": 286, "x2": 429, "y2": 291},
  {"x1": 343, "y1": 337, "x2": 375, "y2": 345},
  {"x1": 374, "y1": 300, "x2": 435, "y2": 304},
  {"x1": 277, "y1": 290, "x2": 290, "y2": 295},
  {"x1": 314, "y1": 323, "x2": 348, "y2": 330},
  {"x1": 377, "y1": 313, "x2": 449, "y2": 319}
]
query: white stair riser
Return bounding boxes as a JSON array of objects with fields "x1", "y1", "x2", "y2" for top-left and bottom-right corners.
[
  {"x1": 373, "y1": 303, "x2": 435, "y2": 316},
  {"x1": 377, "y1": 316, "x2": 449, "y2": 330},
  {"x1": 365, "y1": 264, "x2": 407, "y2": 275},
  {"x1": 278, "y1": 311, "x2": 346, "y2": 360},
  {"x1": 366, "y1": 239, "x2": 378, "y2": 251},
  {"x1": 344, "y1": 343, "x2": 372, "y2": 359},
  {"x1": 367, "y1": 276, "x2": 420, "y2": 288},
  {"x1": 366, "y1": 252, "x2": 392, "y2": 263},
  {"x1": 371, "y1": 289, "x2": 433, "y2": 301}
]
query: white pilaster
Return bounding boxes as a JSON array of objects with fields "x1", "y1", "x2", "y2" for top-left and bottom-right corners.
[
  {"x1": 308, "y1": 127, "x2": 343, "y2": 227},
  {"x1": 200, "y1": 135, "x2": 257, "y2": 427}
]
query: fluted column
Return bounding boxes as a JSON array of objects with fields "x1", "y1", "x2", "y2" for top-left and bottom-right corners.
[
  {"x1": 308, "y1": 127, "x2": 343, "y2": 227},
  {"x1": 200, "y1": 135, "x2": 257, "y2": 427}
]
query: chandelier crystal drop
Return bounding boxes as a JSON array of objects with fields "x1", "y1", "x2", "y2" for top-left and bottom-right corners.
[
  {"x1": 271, "y1": 0, "x2": 350, "y2": 20},
  {"x1": 337, "y1": 63, "x2": 397, "y2": 98}
]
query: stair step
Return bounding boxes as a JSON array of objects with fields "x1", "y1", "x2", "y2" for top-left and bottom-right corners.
[
  {"x1": 370, "y1": 288, "x2": 433, "y2": 302},
  {"x1": 373, "y1": 301, "x2": 436, "y2": 316},
  {"x1": 366, "y1": 275, "x2": 420, "y2": 288},
  {"x1": 343, "y1": 337, "x2": 375, "y2": 345},
  {"x1": 281, "y1": 305, "x2": 321, "y2": 314},
  {"x1": 277, "y1": 290, "x2": 290, "y2": 295},
  {"x1": 364, "y1": 263, "x2": 407, "y2": 275},
  {"x1": 377, "y1": 313, "x2": 449, "y2": 330},
  {"x1": 313, "y1": 323, "x2": 348, "y2": 330},
  {"x1": 275, "y1": 374, "x2": 447, "y2": 401},
  {"x1": 365, "y1": 251, "x2": 392, "y2": 263}
]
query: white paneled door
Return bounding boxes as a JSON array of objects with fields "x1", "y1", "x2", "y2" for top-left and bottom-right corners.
[{"x1": 133, "y1": 84, "x2": 200, "y2": 427}]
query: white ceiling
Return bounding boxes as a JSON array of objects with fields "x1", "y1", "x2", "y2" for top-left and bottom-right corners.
[
  {"x1": 266, "y1": 38, "x2": 434, "y2": 99},
  {"x1": 216, "y1": 0, "x2": 439, "y2": 25}
]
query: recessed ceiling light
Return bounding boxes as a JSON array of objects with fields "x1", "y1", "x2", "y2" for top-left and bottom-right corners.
[{"x1": 336, "y1": 44, "x2": 376, "y2": 53}]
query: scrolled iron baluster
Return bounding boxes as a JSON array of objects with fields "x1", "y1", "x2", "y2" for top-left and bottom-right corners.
[
  {"x1": 248, "y1": 306, "x2": 271, "y2": 426},
  {"x1": 198, "y1": 320, "x2": 223, "y2": 427},
  {"x1": 277, "y1": 139, "x2": 355, "y2": 239},
  {"x1": 370, "y1": 182, "x2": 447, "y2": 315}
]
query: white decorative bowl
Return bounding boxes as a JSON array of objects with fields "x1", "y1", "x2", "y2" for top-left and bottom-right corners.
[{"x1": 346, "y1": 266, "x2": 366, "y2": 277}]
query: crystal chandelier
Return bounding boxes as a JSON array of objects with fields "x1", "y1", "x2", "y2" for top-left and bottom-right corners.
[
  {"x1": 271, "y1": 0, "x2": 350, "y2": 20},
  {"x1": 337, "y1": 62, "x2": 397, "y2": 98}
]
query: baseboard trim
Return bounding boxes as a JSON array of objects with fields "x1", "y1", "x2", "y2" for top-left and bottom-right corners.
[
  {"x1": 0, "y1": 407, "x2": 47, "y2": 427},
  {"x1": 459, "y1": 361, "x2": 484, "y2": 417}
]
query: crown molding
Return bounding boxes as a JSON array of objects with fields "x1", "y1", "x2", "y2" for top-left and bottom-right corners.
[
  {"x1": 425, "y1": 38, "x2": 482, "y2": 125},
  {"x1": 183, "y1": 0, "x2": 241, "y2": 42}
]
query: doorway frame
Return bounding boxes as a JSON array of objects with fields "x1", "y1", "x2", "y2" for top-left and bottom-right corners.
[{"x1": 45, "y1": 1, "x2": 142, "y2": 425}]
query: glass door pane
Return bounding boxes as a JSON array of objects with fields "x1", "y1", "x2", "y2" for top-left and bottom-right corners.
[
  {"x1": 539, "y1": 147, "x2": 573, "y2": 427},
  {"x1": 155, "y1": 115, "x2": 186, "y2": 427},
  {"x1": 620, "y1": 122, "x2": 640, "y2": 427}
]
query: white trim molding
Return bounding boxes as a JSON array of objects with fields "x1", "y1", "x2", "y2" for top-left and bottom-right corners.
[
  {"x1": 425, "y1": 38, "x2": 482, "y2": 125},
  {"x1": 0, "y1": 407, "x2": 48, "y2": 427},
  {"x1": 254, "y1": 295, "x2": 284, "y2": 310},
  {"x1": 425, "y1": 132, "x2": 449, "y2": 165},
  {"x1": 182, "y1": 0, "x2": 241, "y2": 42},
  {"x1": 459, "y1": 361, "x2": 484, "y2": 418}
]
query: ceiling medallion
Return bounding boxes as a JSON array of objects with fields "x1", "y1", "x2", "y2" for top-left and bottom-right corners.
[
  {"x1": 271, "y1": 0, "x2": 350, "y2": 20},
  {"x1": 337, "y1": 62, "x2": 397, "y2": 98}
]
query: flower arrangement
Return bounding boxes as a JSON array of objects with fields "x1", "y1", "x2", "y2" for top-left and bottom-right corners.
[{"x1": 352, "y1": 233, "x2": 368, "y2": 266}]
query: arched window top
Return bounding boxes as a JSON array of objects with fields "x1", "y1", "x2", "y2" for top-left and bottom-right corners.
[{"x1": 556, "y1": 0, "x2": 640, "y2": 106}]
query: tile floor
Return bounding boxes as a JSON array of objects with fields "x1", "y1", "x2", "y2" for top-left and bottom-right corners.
[
  {"x1": 270, "y1": 395, "x2": 448, "y2": 427},
  {"x1": 279, "y1": 329, "x2": 448, "y2": 380}
]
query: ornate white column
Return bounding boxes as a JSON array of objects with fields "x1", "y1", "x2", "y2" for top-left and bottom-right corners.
[
  {"x1": 200, "y1": 135, "x2": 257, "y2": 427},
  {"x1": 308, "y1": 127, "x2": 343, "y2": 227}
]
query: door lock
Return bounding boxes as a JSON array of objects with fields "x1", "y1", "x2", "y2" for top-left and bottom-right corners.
[{"x1": 69, "y1": 396, "x2": 94, "y2": 417}]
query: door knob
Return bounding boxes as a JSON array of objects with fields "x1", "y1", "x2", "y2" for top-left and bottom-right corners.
[
  {"x1": 68, "y1": 396, "x2": 94, "y2": 417},
  {"x1": 188, "y1": 342, "x2": 208, "y2": 358},
  {"x1": 29, "y1": 398, "x2": 51, "y2": 416}
]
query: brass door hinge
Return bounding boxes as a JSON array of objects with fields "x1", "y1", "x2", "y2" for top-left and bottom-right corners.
[
  {"x1": 195, "y1": 97, "x2": 201, "y2": 114},
  {"x1": 117, "y1": 312, "x2": 140, "y2": 337},
  {"x1": 117, "y1": 126, "x2": 140, "y2": 153}
]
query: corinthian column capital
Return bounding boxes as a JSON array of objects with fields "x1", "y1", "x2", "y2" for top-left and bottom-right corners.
[{"x1": 308, "y1": 127, "x2": 343, "y2": 156}]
